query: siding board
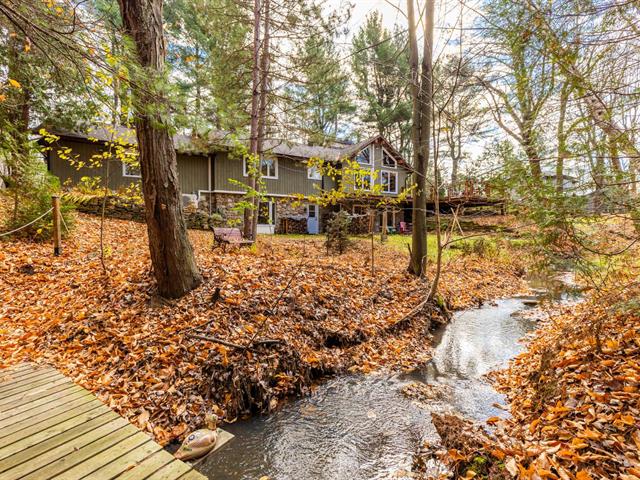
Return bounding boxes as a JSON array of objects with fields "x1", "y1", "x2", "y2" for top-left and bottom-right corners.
[
  {"x1": 48, "y1": 139, "x2": 208, "y2": 195},
  {"x1": 213, "y1": 152, "x2": 322, "y2": 196}
]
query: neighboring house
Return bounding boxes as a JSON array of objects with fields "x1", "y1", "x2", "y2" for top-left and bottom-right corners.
[
  {"x1": 41, "y1": 125, "x2": 413, "y2": 234},
  {"x1": 541, "y1": 171, "x2": 579, "y2": 192}
]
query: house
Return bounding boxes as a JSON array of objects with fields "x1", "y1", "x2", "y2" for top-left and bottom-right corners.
[
  {"x1": 541, "y1": 171, "x2": 579, "y2": 192},
  {"x1": 41, "y1": 125, "x2": 413, "y2": 234}
]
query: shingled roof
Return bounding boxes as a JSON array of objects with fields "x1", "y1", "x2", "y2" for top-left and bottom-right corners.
[{"x1": 41, "y1": 125, "x2": 407, "y2": 166}]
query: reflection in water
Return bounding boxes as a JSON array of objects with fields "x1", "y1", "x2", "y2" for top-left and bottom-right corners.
[{"x1": 199, "y1": 297, "x2": 546, "y2": 480}]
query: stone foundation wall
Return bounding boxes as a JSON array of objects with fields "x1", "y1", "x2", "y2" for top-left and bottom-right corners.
[
  {"x1": 199, "y1": 192, "x2": 244, "y2": 227},
  {"x1": 65, "y1": 194, "x2": 227, "y2": 230},
  {"x1": 67, "y1": 192, "x2": 321, "y2": 234}
]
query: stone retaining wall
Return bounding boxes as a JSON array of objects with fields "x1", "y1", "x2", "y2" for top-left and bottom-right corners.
[
  {"x1": 67, "y1": 193, "x2": 318, "y2": 233},
  {"x1": 66, "y1": 194, "x2": 227, "y2": 230}
]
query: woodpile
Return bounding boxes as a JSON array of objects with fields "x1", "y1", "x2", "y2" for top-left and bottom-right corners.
[{"x1": 276, "y1": 216, "x2": 307, "y2": 234}]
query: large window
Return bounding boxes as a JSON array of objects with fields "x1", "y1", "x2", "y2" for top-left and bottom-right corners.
[
  {"x1": 381, "y1": 170, "x2": 398, "y2": 194},
  {"x1": 382, "y1": 148, "x2": 397, "y2": 168},
  {"x1": 356, "y1": 146, "x2": 372, "y2": 165},
  {"x1": 244, "y1": 157, "x2": 278, "y2": 179},
  {"x1": 257, "y1": 201, "x2": 276, "y2": 225},
  {"x1": 122, "y1": 160, "x2": 141, "y2": 178},
  {"x1": 355, "y1": 171, "x2": 372, "y2": 191},
  {"x1": 307, "y1": 165, "x2": 322, "y2": 180}
]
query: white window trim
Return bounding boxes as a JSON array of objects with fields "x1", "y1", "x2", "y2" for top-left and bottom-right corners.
[
  {"x1": 356, "y1": 145, "x2": 373, "y2": 166},
  {"x1": 381, "y1": 170, "x2": 398, "y2": 194},
  {"x1": 360, "y1": 169, "x2": 373, "y2": 192},
  {"x1": 381, "y1": 147, "x2": 397, "y2": 169},
  {"x1": 257, "y1": 200, "x2": 276, "y2": 225},
  {"x1": 307, "y1": 165, "x2": 322, "y2": 180},
  {"x1": 122, "y1": 161, "x2": 141, "y2": 178},
  {"x1": 243, "y1": 156, "x2": 279, "y2": 179}
]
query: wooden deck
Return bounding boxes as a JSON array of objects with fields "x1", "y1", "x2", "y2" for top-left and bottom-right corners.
[{"x1": 0, "y1": 363, "x2": 230, "y2": 480}]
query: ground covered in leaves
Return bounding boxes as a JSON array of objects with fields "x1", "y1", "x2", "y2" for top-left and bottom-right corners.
[
  {"x1": 429, "y1": 269, "x2": 640, "y2": 480},
  {"x1": 0, "y1": 213, "x2": 525, "y2": 445}
]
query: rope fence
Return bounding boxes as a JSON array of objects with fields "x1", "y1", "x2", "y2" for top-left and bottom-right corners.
[{"x1": 0, "y1": 207, "x2": 53, "y2": 237}]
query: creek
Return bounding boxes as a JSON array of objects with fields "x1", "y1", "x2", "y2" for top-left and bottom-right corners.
[{"x1": 198, "y1": 274, "x2": 579, "y2": 480}]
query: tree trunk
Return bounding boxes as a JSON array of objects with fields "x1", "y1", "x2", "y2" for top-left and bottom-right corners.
[
  {"x1": 407, "y1": 0, "x2": 434, "y2": 277},
  {"x1": 244, "y1": 0, "x2": 262, "y2": 240},
  {"x1": 118, "y1": 0, "x2": 202, "y2": 299},
  {"x1": 252, "y1": 0, "x2": 271, "y2": 240},
  {"x1": 522, "y1": 118, "x2": 542, "y2": 180},
  {"x1": 556, "y1": 82, "x2": 570, "y2": 193}
]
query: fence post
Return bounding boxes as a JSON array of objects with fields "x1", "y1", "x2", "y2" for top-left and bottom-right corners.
[{"x1": 52, "y1": 195, "x2": 61, "y2": 256}]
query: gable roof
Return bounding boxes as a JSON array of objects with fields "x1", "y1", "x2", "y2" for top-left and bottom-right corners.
[
  {"x1": 339, "y1": 135, "x2": 409, "y2": 168},
  {"x1": 41, "y1": 125, "x2": 409, "y2": 168}
]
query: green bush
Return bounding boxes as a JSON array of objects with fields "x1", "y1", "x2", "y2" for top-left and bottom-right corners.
[
  {"x1": 459, "y1": 237, "x2": 498, "y2": 259},
  {"x1": 2, "y1": 167, "x2": 74, "y2": 241}
]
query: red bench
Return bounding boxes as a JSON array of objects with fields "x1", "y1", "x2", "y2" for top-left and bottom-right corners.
[{"x1": 212, "y1": 227, "x2": 254, "y2": 251}]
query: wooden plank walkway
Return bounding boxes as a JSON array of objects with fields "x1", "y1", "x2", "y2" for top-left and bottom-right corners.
[{"x1": 0, "y1": 363, "x2": 231, "y2": 480}]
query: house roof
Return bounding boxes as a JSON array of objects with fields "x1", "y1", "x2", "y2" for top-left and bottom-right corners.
[
  {"x1": 39, "y1": 124, "x2": 216, "y2": 155},
  {"x1": 41, "y1": 125, "x2": 409, "y2": 168}
]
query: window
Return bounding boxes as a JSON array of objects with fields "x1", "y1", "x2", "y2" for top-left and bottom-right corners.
[
  {"x1": 381, "y1": 171, "x2": 398, "y2": 194},
  {"x1": 356, "y1": 172, "x2": 372, "y2": 191},
  {"x1": 257, "y1": 201, "x2": 276, "y2": 225},
  {"x1": 382, "y1": 148, "x2": 397, "y2": 168},
  {"x1": 307, "y1": 204, "x2": 317, "y2": 218},
  {"x1": 307, "y1": 165, "x2": 322, "y2": 180},
  {"x1": 243, "y1": 157, "x2": 278, "y2": 179},
  {"x1": 122, "y1": 161, "x2": 141, "y2": 178},
  {"x1": 356, "y1": 146, "x2": 372, "y2": 165}
]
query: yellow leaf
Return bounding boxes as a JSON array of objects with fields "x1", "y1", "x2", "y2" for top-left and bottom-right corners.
[{"x1": 8, "y1": 78, "x2": 21, "y2": 89}]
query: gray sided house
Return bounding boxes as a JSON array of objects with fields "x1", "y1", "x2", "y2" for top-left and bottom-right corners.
[
  {"x1": 42, "y1": 126, "x2": 211, "y2": 197},
  {"x1": 42, "y1": 125, "x2": 413, "y2": 234}
]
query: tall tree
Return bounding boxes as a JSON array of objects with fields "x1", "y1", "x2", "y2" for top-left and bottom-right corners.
[
  {"x1": 286, "y1": 34, "x2": 354, "y2": 145},
  {"x1": 117, "y1": 0, "x2": 202, "y2": 298},
  {"x1": 480, "y1": 0, "x2": 555, "y2": 182},
  {"x1": 243, "y1": 0, "x2": 262, "y2": 240},
  {"x1": 164, "y1": 0, "x2": 251, "y2": 133},
  {"x1": 351, "y1": 12, "x2": 411, "y2": 155},
  {"x1": 407, "y1": 0, "x2": 434, "y2": 277}
]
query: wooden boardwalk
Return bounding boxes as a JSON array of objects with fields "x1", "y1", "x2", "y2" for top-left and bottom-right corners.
[{"x1": 0, "y1": 363, "x2": 228, "y2": 480}]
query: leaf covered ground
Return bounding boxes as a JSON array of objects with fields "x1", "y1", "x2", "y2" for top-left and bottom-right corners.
[{"x1": 0, "y1": 214, "x2": 525, "y2": 445}]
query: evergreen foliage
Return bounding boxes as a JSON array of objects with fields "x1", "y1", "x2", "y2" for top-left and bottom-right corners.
[{"x1": 324, "y1": 210, "x2": 352, "y2": 254}]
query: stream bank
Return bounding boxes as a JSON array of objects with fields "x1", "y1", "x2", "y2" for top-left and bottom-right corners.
[{"x1": 197, "y1": 275, "x2": 576, "y2": 479}]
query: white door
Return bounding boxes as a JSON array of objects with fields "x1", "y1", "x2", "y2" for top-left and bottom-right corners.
[{"x1": 307, "y1": 204, "x2": 319, "y2": 234}]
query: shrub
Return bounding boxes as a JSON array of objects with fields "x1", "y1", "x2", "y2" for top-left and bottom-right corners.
[
  {"x1": 2, "y1": 170, "x2": 74, "y2": 241},
  {"x1": 325, "y1": 210, "x2": 352, "y2": 254},
  {"x1": 459, "y1": 237, "x2": 497, "y2": 258}
]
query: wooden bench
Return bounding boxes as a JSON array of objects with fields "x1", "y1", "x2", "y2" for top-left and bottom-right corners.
[{"x1": 212, "y1": 227, "x2": 254, "y2": 251}]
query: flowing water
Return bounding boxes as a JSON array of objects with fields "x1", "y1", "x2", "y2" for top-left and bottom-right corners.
[{"x1": 199, "y1": 275, "x2": 578, "y2": 480}]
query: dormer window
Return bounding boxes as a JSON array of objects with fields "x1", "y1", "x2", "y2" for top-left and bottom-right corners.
[
  {"x1": 382, "y1": 148, "x2": 397, "y2": 168},
  {"x1": 356, "y1": 146, "x2": 372, "y2": 165}
]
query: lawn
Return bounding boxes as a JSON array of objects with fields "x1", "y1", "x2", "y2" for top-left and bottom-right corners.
[{"x1": 267, "y1": 232, "x2": 463, "y2": 261}]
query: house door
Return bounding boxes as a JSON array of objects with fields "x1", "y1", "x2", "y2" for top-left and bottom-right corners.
[{"x1": 307, "y1": 204, "x2": 319, "y2": 234}]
